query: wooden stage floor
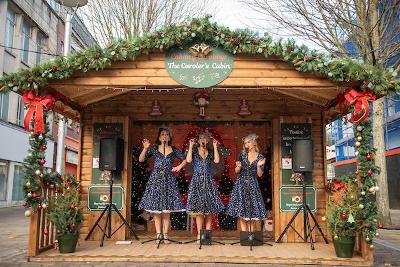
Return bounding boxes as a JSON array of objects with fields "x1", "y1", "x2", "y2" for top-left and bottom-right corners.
[{"x1": 30, "y1": 236, "x2": 371, "y2": 266}]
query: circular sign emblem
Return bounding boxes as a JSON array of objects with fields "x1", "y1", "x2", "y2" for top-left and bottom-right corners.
[{"x1": 165, "y1": 45, "x2": 234, "y2": 88}]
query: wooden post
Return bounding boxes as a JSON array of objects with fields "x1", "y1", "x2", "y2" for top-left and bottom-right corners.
[{"x1": 28, "y1": 211, "x2": 40, "y2": 257}]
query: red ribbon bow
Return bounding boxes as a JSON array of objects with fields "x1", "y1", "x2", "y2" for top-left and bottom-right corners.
[
  {"x1": 338, "y1": 88, "x2": 376, "y2": 123},
  {"x1": 23, "y1": 91, "x2": 55, "y2": 134}
]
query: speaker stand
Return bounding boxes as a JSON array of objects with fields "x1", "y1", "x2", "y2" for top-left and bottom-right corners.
[
  {"x1": 276, "y1": 177, "x2": 328, "y2": 250},
  {"x1": 85, "y1": 179, "x2": 139, "y2": 246}
]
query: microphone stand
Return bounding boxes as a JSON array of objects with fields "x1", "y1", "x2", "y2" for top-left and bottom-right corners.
[
  {"x1": 184, "y1": 142, "x2": 225, "y2": 249},
  {"x1": 231, "y1": 152, "x2": 273, "y2": 251},
  {"x1": 142, "y1": 141, "x2": 181, "y2": 248}
]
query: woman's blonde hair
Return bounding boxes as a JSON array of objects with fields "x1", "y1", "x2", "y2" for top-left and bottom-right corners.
[{"x1": 242, "y1": 133, "x2": 259, "y2": 153}]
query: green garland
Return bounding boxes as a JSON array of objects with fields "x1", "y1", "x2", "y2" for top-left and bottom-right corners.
[
  {"x1": 23, "y1": 110, "x2": 62, "y2": 216},
  {"x1": 0, "y1": 17, "x2": 398, "y2": 95},
  {"x1": 354, "y1": 118, "x2": 379, "y2": 248}
]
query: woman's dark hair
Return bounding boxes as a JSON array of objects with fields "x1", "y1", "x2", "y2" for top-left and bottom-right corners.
[{"x1": 155, "y1": 127, "x2": 173, "y2": 145}]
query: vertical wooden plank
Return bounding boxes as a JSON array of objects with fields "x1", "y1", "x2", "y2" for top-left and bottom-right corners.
[{"x1": 272, "y1": 118, "x2": 281, "y2": 241}]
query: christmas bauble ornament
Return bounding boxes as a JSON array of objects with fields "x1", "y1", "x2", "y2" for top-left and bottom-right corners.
[
  {"x1": 35, "y1": 170, "x2": 41, "y2": 176},
  {"x1": 42, "y1": 203, "x2": 47, "y2": 209},
  {"x1": 376, "y1": 232, "x2": 380, "y2": 237},
  {"x1": 375, "y1": 186, "x2": 380, "y2": 192},
  {"x1": 355, "y1": 151, "x2": 359, "y2": 156},
  {"x1": 24, "y1": 210, "x2": 32, "y2": 217},
  {"x1": 39, "y1": 159, "x2": 46, "y2": 165},
  {"x1": 366, "y1": 237, "x2": 370, "y2": 241},
  {"x1": 340, "y1": 213, "x2": 348, "y2": 219},
  {"x1": 71, "y1": 223, "x2": 77, "y2": 229},
  {"x1": 368, "y1": 169, "x2": 373, "y2": 176},
  {"x1": 378, "y1": 223, "x2": 384, "y2": 229},
  {"x1": 369, "y1": 187, "x2": 375, "y2": 193},
  {"x1": 29, "y1": 131, "x2": 35, "y2": 137},
  {"x1": 39, "y1": 173, "x2": 44, "y2": 178},
  {"x1": 38, "y1": 134, "x2": 44, "y2": 140},
  {"x1": 357, "y1": 136, "x2": 362, "y2": 141},
  {"x1": 28, "y1": 153, "x2": 32, "y2": 157},
  {"x1": 357, "y1": 126, "x2": 363, "y2": 131},
  {"x1": 32, "y1": 192, "x2": 38, "y2": 199},
  {"x1": 38, "y1": 203, "x2": 43, "y2": 210},
  {"x1": 334, "y1": 235, "x2": 339, "y2": 240},
  {"x1": 26, "y1": 181, "x2": 31, "y2": 187},
  {"x1": 361, "y1": 191, "x2": 366, "y2": 196},
  {"x1": 350, "y1": 195, "x2": 354, "y2": 199},
  {"x1": 355, "y1": 170, "x2": 360, "y2": 175},
  {"x1": 359, "y1": 204, "x2": 364, "y2": 209},
  {"x1": 40, "y1": 145, "x2": 47, "y2": 151},
  {"x1": 370, "y1": 244, "x2": 374, "y2": 249},
  {"x1": 355, "y1": 141, "x2": 361, "y2": 147},
  {"x1": 70, "y1": 204, "x2": 76, "y2": 210},
  {"x1": 43, "y1": 229, "x2": 49, "y2": 235},
  {"x1": 27, "y1": 192, "x2": 32, "y2": 198},
  {"x1": 366, "y1": 153, "x2": 373, "y2": 161},
  {"x1": 373, "y1": 218, "x2": 378, "y2": 223},
  {"x1": 354, "y1": 178, "x2": 358, "y2": 182}
]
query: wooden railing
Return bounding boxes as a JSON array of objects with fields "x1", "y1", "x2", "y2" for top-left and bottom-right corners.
[{"x1": 28, "y1": 187, "x2": 56, "y2": 257}]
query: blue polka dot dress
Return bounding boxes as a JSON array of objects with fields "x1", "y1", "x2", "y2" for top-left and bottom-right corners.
[
  {"x1": 138, "y1": 146, "x2": 185, "y2": 213},
  {"x1": 186, "y1": 148, "x2": 224, "y2": 214},
  {"x1": 226, "y1": 152, "x2": 267, "y2": 220}
]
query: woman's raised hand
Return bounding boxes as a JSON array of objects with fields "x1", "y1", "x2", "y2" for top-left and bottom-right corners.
[
  {"x1": 235, "y1": 161, "x2": 242, "y2": 168},
  {"x1": 189, "y1": 138, "x2": 195, "y2": 147},
  {"x1": 142, "y1": 139, "x2": 150, "y2": 149}
]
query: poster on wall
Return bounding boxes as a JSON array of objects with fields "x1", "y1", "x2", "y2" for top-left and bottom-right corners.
[
  {"x1": 281, "y1": 123, "x2": 312, "y2": 185},
  {"x1": 279, "y1": 185, "x2": 316, "y2": 212},
  {"x1": 92, "y1": 123, "x2": 123, "y2": 184},
  {"x1": 88, "y1": 185, "x2": 124, "y2": 211}
]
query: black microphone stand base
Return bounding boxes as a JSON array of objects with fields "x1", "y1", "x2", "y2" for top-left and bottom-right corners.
[
  {"x1": 231, "y1": 230, "x2": 273, "y2": 251},
  {"x1": 184, "y1": 229, "x2": 225, "y2": 249},
  {"x1": 141, "y1": 233, "x2": 182, "y2": 249}
]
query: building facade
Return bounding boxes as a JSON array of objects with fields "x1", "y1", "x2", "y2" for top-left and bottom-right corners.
[
  {"x1": 326, "y1": 94, "x2": 400, "y2": 209},
  {"x1": 0, "y1": 0, "x2": 96, "y2": 207}
]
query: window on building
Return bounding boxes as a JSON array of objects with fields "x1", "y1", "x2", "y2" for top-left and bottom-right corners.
[
  {"x1": 385, "y1": 120, "x2": 400, "y2": 150},
  {"x1": 12, "y1": 164, "x2": 25, "y2": 201},
  {"x1": 0, "y1": 161, "x2": 8, "y2": 201},
  {"x1": 21, "y1": 20, "x2": 31, "y2": 63},
  {"x1": 36, "y1": 33, "x2": 42, "y2": 64},
  {"x1": 0, "y1": 93, "x2": 9, "y2": 121},
  {"x1": 5, "y1": 9, "x2": 15, "y2": 48},
  {"x1": 336, "y1": 139, "x2": 355, "y2": 161},
  {"x1": 386, "y1": 94, "x2": 400, "y2": 118},
  {"x1": 16, "y1": 95, "x2": 24, "y2": 126}
]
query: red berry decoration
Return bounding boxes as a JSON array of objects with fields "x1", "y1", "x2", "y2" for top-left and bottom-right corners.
[
  {"x1": 32, "y1": 192, "x2": 38, "y2": 199},
  {"x1": 340, "y1": 213, "x2": 348, "y2": 219},
  {"x1": 368, "y1": 169, "x2": 373, "y2": 176},
  {"x1": 38, "y1": 203, "x2": 43, "y2": 210},
  {"x1": 378, "y1": 223, "x2": 384, "y2": 229},
  {"x1": 38, "y1": 159, "x2": 46, "y2": 165},
  {"x1": 40, "y1": 145, "x2": 47, "y2": 151},
  {"x1": 71, "y1": 223, "x2": 77, "y2": 229},
  {"x1": 366, "y1": 153, "x2": 373, "y2": 161},
  {"x1": 70, "y1": 204, "x2": 76, "y2": 210}
]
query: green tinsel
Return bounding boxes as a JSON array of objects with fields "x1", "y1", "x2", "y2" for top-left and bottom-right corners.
[{"x1": 0, "y1": 17, "x2": 399, "y2": 95}]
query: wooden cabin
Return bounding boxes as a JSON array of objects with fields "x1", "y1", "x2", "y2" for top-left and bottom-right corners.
[{"x1": 17, "y1": 21, "x2": 378, "y2": 265}]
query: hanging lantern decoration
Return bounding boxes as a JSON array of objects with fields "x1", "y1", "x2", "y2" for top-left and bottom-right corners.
[
  {"x1": 237, "y1": 99, "x2": 251, "y2": 117},
  {"x1": 149, "y1": 100, "x2": 163, "y2": 116}
]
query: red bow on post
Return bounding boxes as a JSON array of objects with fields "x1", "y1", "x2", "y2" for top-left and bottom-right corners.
[
  {"x1": 23, "y1": 91, "x2": 55, "y2": 134},
  {"x1": 338, "y1": 88, "x2": 376, "y2": 124}
]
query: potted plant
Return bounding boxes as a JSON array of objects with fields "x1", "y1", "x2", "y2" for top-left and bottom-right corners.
[
  {"x1": 47, "y1": 174, "x2": 83, "y2": 253},
  {"x1": 326, "y1": 176, "x2": 361, "y2": 258}
]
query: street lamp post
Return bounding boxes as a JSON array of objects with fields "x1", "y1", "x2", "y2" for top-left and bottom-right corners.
[{"x1": 55, "y1": 0, "x2": 88, "y2": 174}]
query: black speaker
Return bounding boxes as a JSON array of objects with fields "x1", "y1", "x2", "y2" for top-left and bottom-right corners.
[
  {"x1": 99, "y1": 138, "x2": 124, "y2": 171},
  {"x1": 292, "y1": 139, "x2": 313, "y2": 172},
  {"x1": 239, "y1": 231, "x2": 264, "y2": 246},
  {"x1": 200, "y1": 229, "x2": 212, "y2": 245}
]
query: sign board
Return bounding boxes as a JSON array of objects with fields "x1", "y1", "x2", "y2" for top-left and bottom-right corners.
[
  {"x1": 88, "y1": 185, "x2": 124, "y2": 211},
  {"x1": 165, "y1": 46, "x2": 233, "y2": 88},
  {"x1": 92, "y1": 123, "x2": 123, "y2": 183},
  {"x1": 279, "y1": 185, "x2": 316, "y2": 212},
  {"x1": 280, "y1": 123, "x2": 312, "y2": 185},
  {"x1": 326, "y1": 145, "x2": 336, "y2": 160}
]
